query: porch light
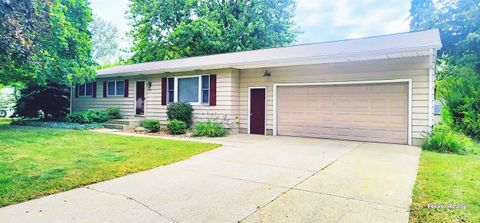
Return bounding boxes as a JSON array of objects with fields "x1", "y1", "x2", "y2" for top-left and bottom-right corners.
[
  {"x1": 147, "y1": 81, "x2": 152, "y2": 89},
  {"x1": 263, "y1": 70, "x2": 271, "y2": 77}
]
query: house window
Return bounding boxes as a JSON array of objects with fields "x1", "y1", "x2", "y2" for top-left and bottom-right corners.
[
  {"x1": 178, "y1": 77, "x2": 199, "y2": 103},
  {"x1": 167, "y1": 75, "x2": 211, "y2": 105},
  {"x1": 79, "y1": 82, "x2": 94, "y2": 97},
  {"x1": 201, "y1": 75, "x2": 209, "y2": 104},
  {"x1": 167, "y1": 77, "x2": 174, "y2": 103},
  {"x1": 107, "y1": 80, "x2": 125, "y2": 96},
  {"x1": 85, "y1": 83, "x2": 93, "y2": 96}
]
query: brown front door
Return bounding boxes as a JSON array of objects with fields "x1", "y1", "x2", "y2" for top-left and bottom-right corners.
[
  {"x1": 250, "y1": 88, "x2": 266, "y2": 134},
  {"x1": 136, "y1": 81, "x2": 145, "y2": 115}
]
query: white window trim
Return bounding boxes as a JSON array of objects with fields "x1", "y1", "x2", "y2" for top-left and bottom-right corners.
[
  {"x1": 201, "y1": 75, "x2": 210, "y2": 105},
  {"x1": 107, "y1": 80, "x2": 125, "y2": 97},
  {"x1": 167, "y1": 77, "x2": 174, "y2": 104},
  {"x1": 173, "y1": 75, "x2": 204, "y2": 105},
  {"x1": 272, "y1": 79, "x2": 413, "y2": 146},
  {"x1": 78, "y1": 82, "x2": 93, "y2": 97}
]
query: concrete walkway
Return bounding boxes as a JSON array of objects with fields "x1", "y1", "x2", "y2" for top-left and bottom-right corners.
[{"x1": 0, "y1": 134, "x2": 420, "y2": 223}]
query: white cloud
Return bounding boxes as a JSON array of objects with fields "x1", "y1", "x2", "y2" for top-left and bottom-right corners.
[
  {"x1": 296, "y1": 0, "x2": 323, "y2": 10},
  {"x1": 295, "y1": 0, "x2": 411, "y2": 43}
]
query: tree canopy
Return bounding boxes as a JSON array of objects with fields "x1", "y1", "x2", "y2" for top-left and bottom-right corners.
[
  {"x1": 128, "y1": 0, "x2": 299, "y2": 63},
  {"x1": 411, "y1": 0, "x2": 480, "y2": 140},
  {"x1": 0, "y1": 0, "x2": 95, "y2": 86},
  {"x1": 91, "y1": 16, "x2": 121, "y2": 66},
  {"x1": 410, "y1": 0, "x2": 480, "y2": 68}
]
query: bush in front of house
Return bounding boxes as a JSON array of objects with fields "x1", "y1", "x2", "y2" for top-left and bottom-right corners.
[
  {"x1": 437, "y1": 66, "x2": 480, "y2": 140},
  {"x1": 106, "y1": 107, "x2": 122, "y2": 119},
  {"x1": 167, "y1": 119, "x2": 187, "y2": 135},
  {"x1": 66, "y1": 109, "x2": 109, "y2": 124},
  {"x1": 166, "y1": 102, "x2": 193, "y2": 127},
  {"x1": 422, "y1": 124, "x2": 473, "y2": 155},
  {"x1": 14, "y1": 83, "x2": 70, "y2": 120},
  {"x1": 143, "y1": 119, "x2": 160, "y2": 132},
  {"x1": 192, "y1": 120, "x2": 227, "y2": 137}
]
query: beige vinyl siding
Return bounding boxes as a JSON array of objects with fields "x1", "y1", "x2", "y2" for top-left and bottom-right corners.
[
  {"x1": 238, "y1": 56, "x2": 432, "y2": 145},
  {"x1": 72, "y1": 69, "x2": 241, "y2": 129},
  {"x1": 143, "y1": 69, "x2": 240, "y2": 129},
  {"x1": 72, "y1": 80, "x2": 135, "y2": 117}
]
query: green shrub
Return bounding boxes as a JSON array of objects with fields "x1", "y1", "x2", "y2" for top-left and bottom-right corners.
[
  {"x1": 106, "y1": 108, "x2": 122, "y2": 119},
  {"x1": 167, "y1": 119, "x2": 186, "y2": 135},
  {"x1": 66, "y1": 109, "x2": 109, "y2": 124},
  {"x1": 437, "y1": 66, "x2": 480, "y2": 140},
  {"x1": 66, "y1": 112, "x2": 90, "y2": 123},
  {"x1": 166, "y1": 102, "x2": 193, "y2": 127},
  {"x1": 192, "y1": 120, "x2": 227, "y2": 137},
  {"x1": 422, "y1": 124, "x2": 473, "y2": 155},
  {"x1": 143, "y1": 119, "x2": 160, "y2": 132}
]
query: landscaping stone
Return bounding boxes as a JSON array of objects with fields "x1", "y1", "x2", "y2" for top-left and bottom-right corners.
[{"x1": 134, "y1": 127, "x2": 149, "y2": 133}]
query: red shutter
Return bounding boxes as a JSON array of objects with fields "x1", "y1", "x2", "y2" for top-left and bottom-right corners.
[
  {"x1": 161, "y1": 78, "x2": 167, "y2": 105},
  {"x1": 75, "y1": 84, "x2": 79, "y2": 98},
  {"x1": 209, "y1": 74, "x2": 216, "y2": 106},
  {"x1": 92, "y1": 82, "x2": 97, "y2": 98},
  {"x1": 103, "y1": 81, "x2": 107, "y2": 98},
  {"x1": 124, "y1": 80, "x2": 129, "y2": 97}
]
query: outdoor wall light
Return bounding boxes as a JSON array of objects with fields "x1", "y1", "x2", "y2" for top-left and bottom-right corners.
[
  {"x1": 263, "y1": 70, "x2": 271, "y2": 77},
  {"x1": 147, "y1": 81, "x2": 152, "y2": 89}
]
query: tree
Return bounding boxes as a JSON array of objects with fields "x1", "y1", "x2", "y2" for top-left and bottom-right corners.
[
  {"x1": 0, "y1": 0, "x2": 95, "y2": 86},
  {"x1": 14, "y1": 83, "x2": 70, "y2": 119},
  {"x1": 437, "y1": 66, "x2": 480, "y2": 140},
  {"x1": 411, "y1": 0, "x2": 480, "y2": 139},
  {"x1": 127, "y1": 0, "x2": 299, "y2": 63},
  {"x1": 91, "y1": 16, "x2": 120, "y2": 66},
  {"x1": 410, "y1": 0, "x2": 480, "y2": 68}
]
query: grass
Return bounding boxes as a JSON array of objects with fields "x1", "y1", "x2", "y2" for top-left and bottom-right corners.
[
  {"x1": 0, "y1": 122, "x2": 220, "y2": 207},
  {"x1": 410, "y1": 144, "x2": 480, "y2": 222}
]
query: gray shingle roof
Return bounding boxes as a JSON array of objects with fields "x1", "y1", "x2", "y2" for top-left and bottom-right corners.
[{"x1": 98, "y1": 29, "x2": 442, "y2": 77}]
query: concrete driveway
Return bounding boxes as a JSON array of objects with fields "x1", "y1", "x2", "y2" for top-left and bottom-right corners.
[{"x1": 0, "y1": 135, "x2": 420, "y2": 223}]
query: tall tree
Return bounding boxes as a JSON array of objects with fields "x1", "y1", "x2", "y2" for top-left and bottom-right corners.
[
  {"x1": 128, "y1": 0, "x2": 299, "y2": 63},
  {"x1": 411, "y1": 0, "x2": 480, "y2": 140},
  {"x1": 0, "y1": 0, "x2": 95, "y2": 86},
  {"x1": 410, "y1": 0, "x2": 480, "y2": 68},
  {"x1": 91, "y1": 16, "x2": 120, "y2": 66}
]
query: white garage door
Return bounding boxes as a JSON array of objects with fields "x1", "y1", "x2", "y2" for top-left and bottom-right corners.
[{"x1": 277, "y1": 82, "x2": 408, "y2": 144}]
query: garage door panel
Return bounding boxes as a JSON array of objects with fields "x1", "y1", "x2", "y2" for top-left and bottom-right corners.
[{"x1": 277, "y1": 83, "x2": 408, "y2": 144}]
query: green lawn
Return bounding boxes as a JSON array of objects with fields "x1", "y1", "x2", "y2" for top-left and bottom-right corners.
[
  {"x1": 410, "y1": 147, "x2": 480, "y2": 222},
  {"x1": 0, "y1": 122, "x2": 220, "y2": 207}
]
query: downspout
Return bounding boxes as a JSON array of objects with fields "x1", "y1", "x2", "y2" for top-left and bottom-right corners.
[{"x1": 428, "y1": 48, "x2": 437, "y2": 132}]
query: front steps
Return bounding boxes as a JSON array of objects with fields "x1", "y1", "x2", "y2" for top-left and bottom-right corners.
[{"x1": 104, "y1": 119, "x2": 143, "y2": 131}]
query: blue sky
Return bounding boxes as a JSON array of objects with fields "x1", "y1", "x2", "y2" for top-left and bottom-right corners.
[{"x1": 89, "y1": 0, "x2": 411, "y2": 45}]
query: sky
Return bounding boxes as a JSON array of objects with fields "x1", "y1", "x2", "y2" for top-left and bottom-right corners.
[{"x1": 89, "y1": 0, "x2": 411, "y2": 46}]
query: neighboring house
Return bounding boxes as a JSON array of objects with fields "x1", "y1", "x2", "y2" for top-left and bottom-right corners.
[
  {"x1": 72, "y1": 29, "x2": 442, "y2": 146},
  {"x1": 0, "y1": 87, "x2": 15, "y2": 117},
  {"x1": 434, "y1": 100, "x2": 442, "y2": 124}
]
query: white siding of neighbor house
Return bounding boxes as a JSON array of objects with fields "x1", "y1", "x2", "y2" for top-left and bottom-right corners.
[
  {"x1": 71, "y1": 69, "x2": 241, "y2": 130},
  {"x1": 238, "y1": 56, "x2": 432, "y2": 145}
]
